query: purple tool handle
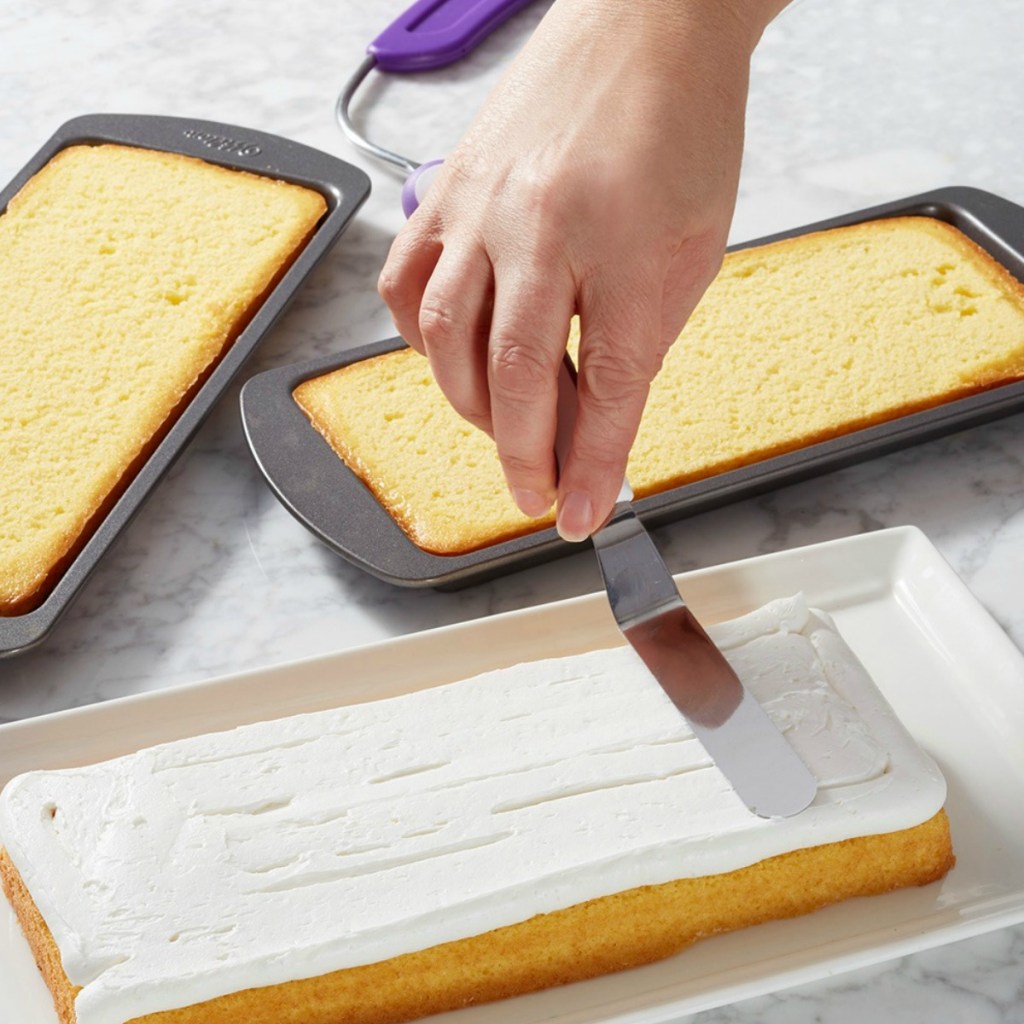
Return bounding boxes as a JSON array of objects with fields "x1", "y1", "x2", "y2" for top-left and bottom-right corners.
[
  {"x1": 369, "y1": 0, "x2": 536, "y2": 72},
  {"x1": 402, "y1": 159, "x2": 444, "y2": 216}
]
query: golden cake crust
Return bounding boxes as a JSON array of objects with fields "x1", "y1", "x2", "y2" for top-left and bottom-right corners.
[
  {"x1": 1, "y1": 810, "x2": 953, "y2": 1024},
  {"x1": 295, "y1": 216, "x2": 1024, "y2": 555}
]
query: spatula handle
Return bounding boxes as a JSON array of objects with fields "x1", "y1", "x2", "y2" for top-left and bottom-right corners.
[{"x1": 369, "y1": 0, "x2": 537, "y2": 72}]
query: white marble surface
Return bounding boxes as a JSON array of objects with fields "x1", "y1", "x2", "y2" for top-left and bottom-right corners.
[{"x1": 1, "y1": 0, "x2": 1023, "y2": 1020}]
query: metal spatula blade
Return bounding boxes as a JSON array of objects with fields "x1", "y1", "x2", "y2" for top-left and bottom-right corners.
[
  {"x1": 592, "y1": 499, "x2": 818, "y2": 817},
  {"x1": 556, "y1": 357, "x2": 817, "y2": 817}
]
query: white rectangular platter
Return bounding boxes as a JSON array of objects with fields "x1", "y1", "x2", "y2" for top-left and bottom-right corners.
[{"x1": 3, "y1": 525, "x2": 1024, "y2": 1023}]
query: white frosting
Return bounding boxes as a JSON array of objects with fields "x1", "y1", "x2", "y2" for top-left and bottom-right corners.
[{"x1": 0, "y1": 596, "x2": 946, "y2": 1024}]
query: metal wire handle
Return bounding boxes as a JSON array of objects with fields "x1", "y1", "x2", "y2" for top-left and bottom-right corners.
[{"x1": 335, "y1": 55, "x2": 420, "y2": 176}]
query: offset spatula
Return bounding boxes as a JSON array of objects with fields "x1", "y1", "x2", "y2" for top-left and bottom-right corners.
[{"x1": 556, "y1": 358, "x2": 817, "y2": 818}]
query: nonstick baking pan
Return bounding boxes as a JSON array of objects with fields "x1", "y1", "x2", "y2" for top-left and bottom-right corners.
[
  {"x1": 241, "y1": 186, "x2": 1024, "y2": 590},
  {"x1": 0, "y1": 113, "x2": 371, "y2": 657}
]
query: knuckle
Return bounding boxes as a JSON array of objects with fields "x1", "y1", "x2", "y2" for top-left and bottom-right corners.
[
  {"x1": 499, "y1": 447, "x2": 546, "y2": 479},
  {"x1": 579, "y1": 347, "x2": 653, "y2": 409},
  {"x1": 418, "y1": 298, "x2": 469, "y2": 351},
  {"x1": 441, "y1": 147, "x2": 483, "y2": 189},
  {"x1": 489, "y1": 337, "x2": 556, "y2": 398},
  {"x1": 525, "y1": 195, "x2": 573, "y2": 244},
  {"x1": 377, "y1": 265, "x2": 405, "y2": 308},
  {"x1": 516, "y1": 172, "x2": 561, "y2": 220}
]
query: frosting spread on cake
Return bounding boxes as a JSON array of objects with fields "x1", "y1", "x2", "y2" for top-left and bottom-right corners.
[{"x1": 0, "y1": 596, "x2": 946, "y2": 1024}]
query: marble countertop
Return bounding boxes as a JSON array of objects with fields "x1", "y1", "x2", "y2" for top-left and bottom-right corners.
[{"x1": 2, "y1": 0, "x2": 1023, "y2": 1020}]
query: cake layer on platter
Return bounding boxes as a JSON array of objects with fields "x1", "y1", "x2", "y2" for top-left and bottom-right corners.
[{"x1": 0, "y1": 596, "x2": 952, "y2": 1024}]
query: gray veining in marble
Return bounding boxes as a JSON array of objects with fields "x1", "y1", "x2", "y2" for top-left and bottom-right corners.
[{"x1": 1, "y1": 0, "x2": 1023, "y2": 1019}]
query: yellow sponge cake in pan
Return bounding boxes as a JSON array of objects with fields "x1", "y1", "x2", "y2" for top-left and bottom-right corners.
[
  {"x1": 295, "y1": 216, "x2": 1024, "y2": 555},
  {"x1": 0, "y1": 596, "x2": 953, "y2": 1024},
  {"x1": 0, "y1": 143, "x2": 326, "y2": 615}
]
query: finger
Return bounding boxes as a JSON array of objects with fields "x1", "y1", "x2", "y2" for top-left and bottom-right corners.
[
  {"x1": 487, "y1": 268, "x2": 576, "y2": 519},
  {"x1": 378, "y1": 223, "x2": 443, "y2": 354},
  {"x1": 557, "y1": 283, "x2": 662, "y2": 542},
  {"x1": 417, "y1": 244, "x2": 495, "y2": 434}
]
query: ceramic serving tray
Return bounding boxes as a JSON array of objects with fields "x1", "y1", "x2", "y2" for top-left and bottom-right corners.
[
  {"x1": 0, "y1": 113, "x2": 371, "y2": 657},
  {"x1": 242, "y1": 186, "x2": 1024, "y2": 588},
  {"x1": 2, "y1": 526, "x2": 1024, "y2": 1022}
]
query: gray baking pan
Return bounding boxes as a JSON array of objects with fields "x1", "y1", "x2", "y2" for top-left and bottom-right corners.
[
  {"x1": 0, "y1": 113, "x2": 370, "y2": 657},
  {"x1": 241, "y1": 186, "x2": 1024, "y2": 590}
]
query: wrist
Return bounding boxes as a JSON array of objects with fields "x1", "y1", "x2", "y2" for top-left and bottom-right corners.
[
  {"x1": 717, "y1": 0, "x2": 793, "y2": 46},
  {"x1": 551, "y1": 0, "x2": 787, "y2": 60},
  {"x1": 652, "y1": 0, "x2": 789, "y2": 55}
]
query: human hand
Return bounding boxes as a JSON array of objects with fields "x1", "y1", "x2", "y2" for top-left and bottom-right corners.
[{"x1": 379, "y1": 0, "x2": 785, "y2": 541}]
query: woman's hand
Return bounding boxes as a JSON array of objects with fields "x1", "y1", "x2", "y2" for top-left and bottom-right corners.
[{"x1": 379, "y1": 0, "x2": 784, "y2": 540}]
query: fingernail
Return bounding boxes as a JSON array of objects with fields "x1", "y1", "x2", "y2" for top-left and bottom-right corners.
[
  {"x1": 513, "y1": 488, "x2": 553, "y2": 518},
  {"x1": 557, "y1": 491, "x2": 593, "y2": 543}
]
